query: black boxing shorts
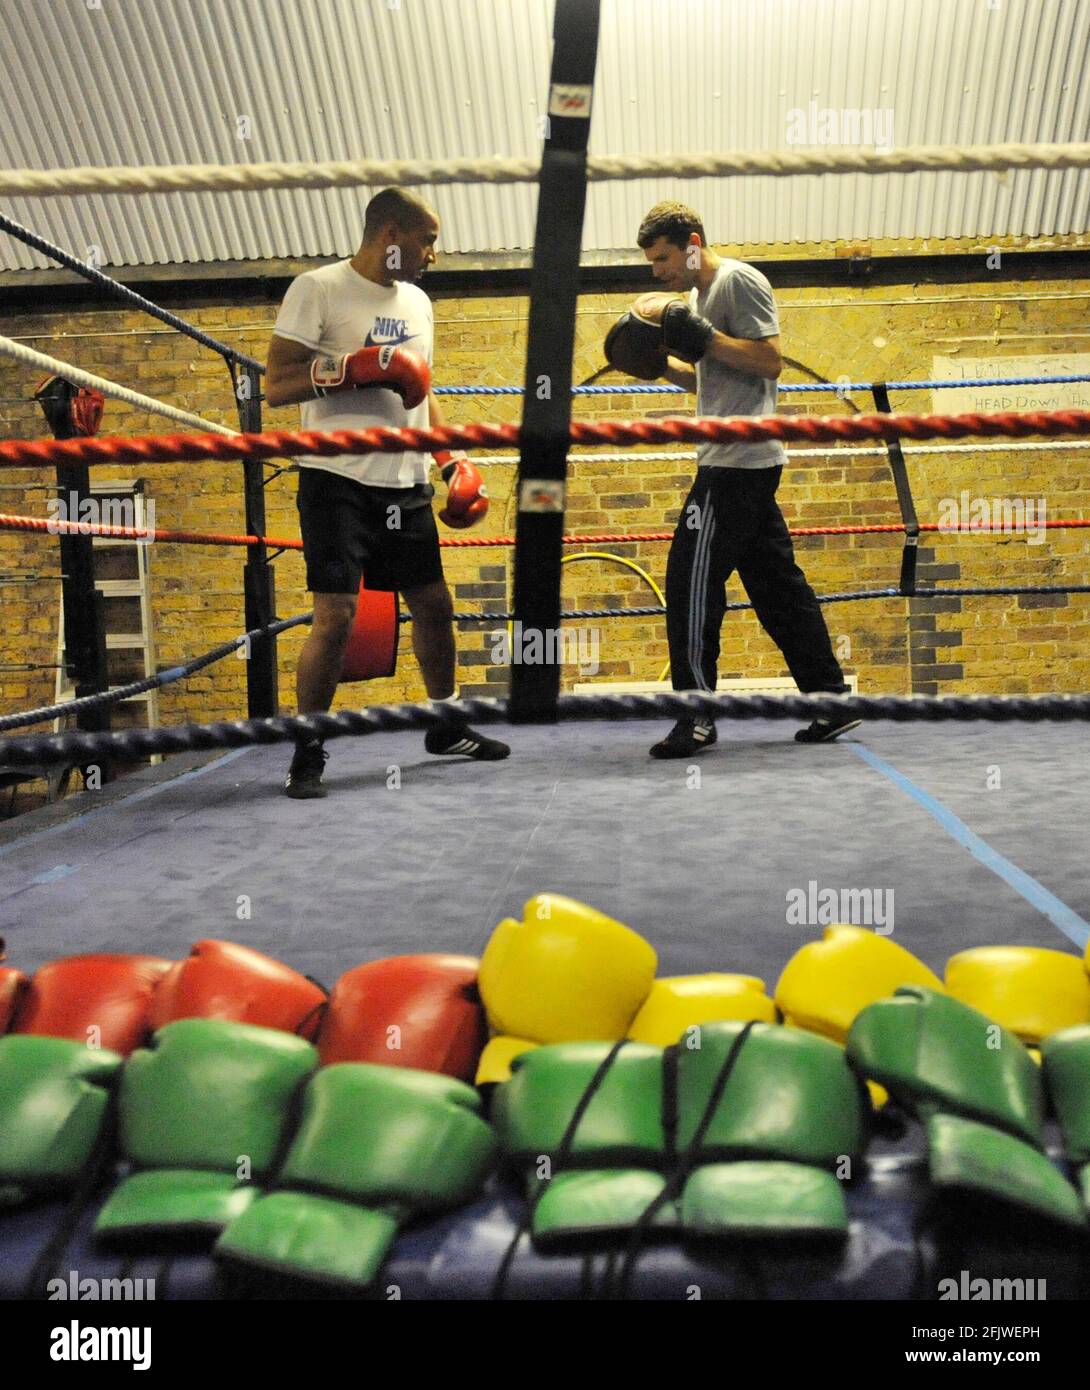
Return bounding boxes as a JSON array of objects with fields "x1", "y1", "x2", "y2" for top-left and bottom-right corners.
[{"x1": 296, "y1": 466, "x2": 443, "y2": 594}]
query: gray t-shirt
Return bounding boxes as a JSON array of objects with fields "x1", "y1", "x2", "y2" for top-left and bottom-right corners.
[{"x1": 693, "y1": 259, "x2": 785, "y2": 470}]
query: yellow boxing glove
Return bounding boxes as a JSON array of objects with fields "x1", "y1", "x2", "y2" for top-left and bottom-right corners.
[
  {"x1": 476, "y1": 894, "x2": 656, "y2": 1084},
  {"x1": 945, "y1": 946, "x2": 1090, "y2": 1045},
  {"x1": 775, "y1": 924, "x2": 943, "y2": 1044},
  {"x1": 627, "y1": 974, "x2": 776, "y2": 1047},
  {"x1": 475, "y1": 1035, "x2": 539, "y2": 1086}
]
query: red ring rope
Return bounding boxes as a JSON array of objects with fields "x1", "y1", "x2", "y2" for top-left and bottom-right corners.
[
  {"x1": 2, "y1": 513, "x2": 1087, "y2": 550},
  {"x1": 4, "y1": 408, "x2": 1090, "y2": 469}
]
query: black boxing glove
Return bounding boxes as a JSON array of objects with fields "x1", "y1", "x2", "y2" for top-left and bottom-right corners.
[
  {"x1": 603, "y1": 309, "x2": 668, "y2": 380},
  {"x1": 660, "y1": 302, "x2": 716, "y2": 363}
]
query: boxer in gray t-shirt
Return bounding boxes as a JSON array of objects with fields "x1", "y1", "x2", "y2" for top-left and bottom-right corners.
[
  {"x1": 627, "y1": 200, "x2": 856, "y2": 759},
  {"x1": 690, "y1": 259, "x2": 787, "y2": 471}
]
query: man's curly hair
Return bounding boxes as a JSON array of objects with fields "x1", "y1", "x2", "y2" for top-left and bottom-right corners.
[{"x1": 637, "y1": 201, "x2": 707, "y2": 250}]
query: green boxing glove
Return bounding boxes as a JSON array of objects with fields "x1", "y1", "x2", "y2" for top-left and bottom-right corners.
[
  {"x1": 848, "y1": 987, "x2": 1083, "y2": 1228},
  {"x1": 676, "y1": 1022, "x2": 867, "y2": 1238},
  {"x1": 95, "y1": 1018, "x2": 318, "y2": 1239},
  {"x1": 847, "y1": 986, "x2": 1045, "y2": 1144},
  {"x1": 494, "y1": 1041, "x2": 673, "y2": 1243},
  {"x1": 1042, "y1": 1025, "x2": 1090, "y2": 1212},
  {"x1": 0, "y1": 1035, "x2": 122, "y2": 1205},
  {"x1": 215, "y1": 1063, "x2": 495, "y2": 1289}
]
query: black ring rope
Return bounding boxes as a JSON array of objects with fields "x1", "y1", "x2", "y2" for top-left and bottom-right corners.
[
  {"x1": 0, "y1": 213, "x2": 264, "y2": 373},
  {"x1": 2, "y1": 584, "x2": 1083, "y2": 735},
  {"x1": 430, "y1": 585, "x2": 1089, "y2": 626},
  {"x1": 2, "y1": 690, "x2": 1089, "y2": 769},
  {"x1": 0, "y1": 614, "x2": 310, "y2": 733}
]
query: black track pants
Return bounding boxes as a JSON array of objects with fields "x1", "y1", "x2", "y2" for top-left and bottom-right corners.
[{"x1": 665, "y1": 466, "x2": 849, "y2": 694}]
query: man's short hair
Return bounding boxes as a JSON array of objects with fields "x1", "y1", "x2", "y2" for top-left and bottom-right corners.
[
  {"x1": 364, "y1": 188, "x2": 435, "y2": 241},
  {"x1": 637, "y1": 201, "x2": 706, "y2": 250}
]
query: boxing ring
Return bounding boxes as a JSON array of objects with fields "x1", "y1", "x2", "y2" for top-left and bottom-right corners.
[
  {"x1": 3, "y1": 0, "x2": 1090, "y2": 1311},
  {"x1": 0, "y1": 708, "x2": 1087, "y2": 1300}
]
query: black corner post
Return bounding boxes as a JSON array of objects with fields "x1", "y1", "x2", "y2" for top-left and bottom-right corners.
[
  {"x1": 509, "y1": 0, "x2": 602, "y2": 723},
  {"x1": 871, "y1": 382, "x2": 920, "y2": 596},
  {"x1": 34, "y1": 377, "x2": 109, "y2": 785},
  {"x1": 238, "y1": 362, "x2": 278, "y2": 717},
  {"x1": 55, "y1": 462, "x2": 110, "y2": 741}
]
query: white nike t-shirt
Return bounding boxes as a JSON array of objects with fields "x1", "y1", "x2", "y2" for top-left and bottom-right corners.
[{"x1": 273, "y1": 260, "x2": 434, "y2": 487}]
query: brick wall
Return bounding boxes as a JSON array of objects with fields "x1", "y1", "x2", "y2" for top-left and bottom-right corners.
[{"x1": 2, "y1": 255, "x2": 1088, "y2": 759}]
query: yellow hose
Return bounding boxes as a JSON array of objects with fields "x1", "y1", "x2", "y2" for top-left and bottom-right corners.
[
  {"x1": 503, "y1": 551, "x2": 672, "y2": 680},
  {"x1": 561, "y1": 552, "x2": 672, "y2": 682},
  {"x1": 560, "y1": 551, "x2": 666, "y2": 605}
]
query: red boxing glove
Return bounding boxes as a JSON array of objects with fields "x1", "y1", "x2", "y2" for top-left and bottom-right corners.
[
  {"x1": 310, "y1": 344, "x2": 430, "y2": 409},
  {"x1": 10, "y1": 953, "x2": 172, "y2": 1054},
  {"x1": 435, "y1": 450, "x2": 488, "y2": 529},
  {"x1": 316, "y1": 953, "x2": 486, "y2": 1080},
  {"x1": 147, "y1": 939, "x2": 328, "y2": 1040}
]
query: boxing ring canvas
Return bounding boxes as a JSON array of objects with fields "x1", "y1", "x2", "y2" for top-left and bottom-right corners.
[{"x1": 2, "y1": 718, "x2": 1086, "y2": 979}]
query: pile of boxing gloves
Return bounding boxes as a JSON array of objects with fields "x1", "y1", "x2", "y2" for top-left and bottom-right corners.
[
  {"x1": 0, "y1": 941, "x2": 493, "y2": 1288},
  {"x1": 2, "y1": 897, "x2": 1089, "y2": 1293},
  {"x1": 478, "y1": 902, "x2": 1090, "y2": 1253}
]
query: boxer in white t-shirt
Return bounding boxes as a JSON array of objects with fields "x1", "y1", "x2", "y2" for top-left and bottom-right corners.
[{"x1": 267, "y1": 187, "x2": 509, "y2": 798}]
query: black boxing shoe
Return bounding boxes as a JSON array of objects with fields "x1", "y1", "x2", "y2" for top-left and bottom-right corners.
[
  {"x1": 649, "y1": 719, "x2": 717, "y2": 759},
  {"x1": 794, "y1": 716, "x2": 862, "y2": 744},
  {"x1": 424, "y1": 724, "x2": 511, "y2": 761},
  {"x1": 285, "y1": 738, "x2": 329, "y2": 798}
]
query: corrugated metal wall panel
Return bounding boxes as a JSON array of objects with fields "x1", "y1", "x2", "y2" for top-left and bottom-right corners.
[
  {"x1": 586, "y1": 0, "x2": 1090, "y2": 251},
  {"x1": 0, "y1": 0, "x2": 1088, "y2": 273}
]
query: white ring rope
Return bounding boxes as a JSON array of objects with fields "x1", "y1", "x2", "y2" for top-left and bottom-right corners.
[
  {"x1": 0, "y1": 335, "x2": 239, "y2": 437},
  {"x1": 787, "y1": 439, "x2": 1090, "y2": 459},
  {"x1": 3, "y1": 346, "x2": 1085, "y2": 466},
  {"x1": 475, "y1": 438, "x2": 1090, "y2": 466},
  {"x1": 3, "y1": 142, "x2": 1090, "y2": 197}
]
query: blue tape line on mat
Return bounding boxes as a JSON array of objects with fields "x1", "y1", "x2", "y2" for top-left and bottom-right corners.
[
  {"x1": 851, "y1": 743, "x2": 1090, "y2": 950},
  {"x1": 29, "y1": 864, "x2": 78, "y2": 885},
  {"x1": 0, "y1": 747, "x2": 253, "y2": 864}
]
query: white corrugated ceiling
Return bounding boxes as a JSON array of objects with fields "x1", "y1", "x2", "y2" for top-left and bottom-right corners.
[{"x1": 0, "y1": 0, "x2": 1088, "y2": 272}]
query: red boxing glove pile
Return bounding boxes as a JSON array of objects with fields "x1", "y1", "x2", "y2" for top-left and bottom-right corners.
[
  {"x1": 311, "y1": 344, "x2": 431, "y2": 409},
  {"x1": 434, "y1": 450, "x2": 489, "y2": 528}
]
